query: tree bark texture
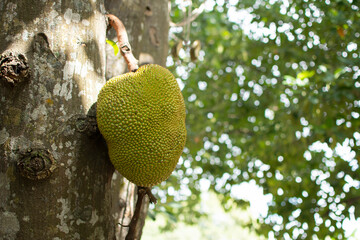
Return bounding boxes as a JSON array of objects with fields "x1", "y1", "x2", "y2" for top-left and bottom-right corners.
[{"x1": 0, "y1": 0, "x2": 169, "y2": 240}]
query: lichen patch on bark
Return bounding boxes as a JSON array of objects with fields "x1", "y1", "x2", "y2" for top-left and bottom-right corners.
[
  {"x1": 0, "y1": 211, "x2": 20, "y2": 239},
  {"x1": 0, "y1": 128, "x2": 9, "y2": 145},
  {"x1": 56, "y1": 198, "x2": 71, "y2": 234}
]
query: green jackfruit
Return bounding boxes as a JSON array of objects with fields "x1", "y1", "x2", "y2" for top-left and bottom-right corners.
[{"x1": 97, "y1": 64, "x2": 186, "y2": 187}]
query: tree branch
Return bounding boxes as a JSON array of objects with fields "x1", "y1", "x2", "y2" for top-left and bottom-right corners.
[
  {"x1": 106, "y1": 14, "x2": 139, "y2": 72},
  {"x1": 170, "y1": 3, "x2": 205, "y2": 27}
]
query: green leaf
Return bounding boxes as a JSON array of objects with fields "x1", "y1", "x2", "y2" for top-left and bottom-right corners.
[
  {"x1": 334, "y1": 68, "x2": 345, "y2": 79},
  {"x1": 106, "y1": 39, "x2": 119, "y2": 56},
  {"x1": 297, "y1": 70, "x2": 315, "y2": 80}
]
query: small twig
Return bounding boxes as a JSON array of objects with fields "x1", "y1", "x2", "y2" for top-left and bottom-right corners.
[
  {"x1": 169, "y1": 3, "x2": 205, "y2": 27},
  {"x1": 144, "y1": 187, "x2": 157, "y2": 204},
  {"x1": 106, "y1": 14, "x2": 139, "y2": 72},
  {"x1": 125, "y1": 187, "x2": 157, "y2": 240}
]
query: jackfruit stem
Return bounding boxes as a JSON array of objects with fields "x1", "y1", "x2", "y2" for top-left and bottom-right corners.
[
  {"x1": 107, "y1": 14, "x2": 139, "y2": 72},
  {"x1": 125, "y1": 187, "x2": 156, "y2": 240}
]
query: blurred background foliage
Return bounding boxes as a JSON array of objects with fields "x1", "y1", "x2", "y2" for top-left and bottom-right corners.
[
  {"x1": 149, "y1": 0, "x2": 360, "y2": 239},
  {"x1": 144, "y1": 191, "x2": 265, "y2": 240}
]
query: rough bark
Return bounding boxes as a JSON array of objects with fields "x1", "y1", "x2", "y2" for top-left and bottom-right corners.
[
  {"x1": 0, "y1": 0, "x2": 169, "y2": 240},
  {"x1": 0, "y1": 0, "x2": 113, "y2": 239}
]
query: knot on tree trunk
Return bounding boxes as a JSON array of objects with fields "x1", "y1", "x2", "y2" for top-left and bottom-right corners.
[
  {"x1": 17, "y1": 148, "x2": 57, "y2": 180},
  {"x1": 0, "y1": 51, "x2": 30, "y2": 86}
]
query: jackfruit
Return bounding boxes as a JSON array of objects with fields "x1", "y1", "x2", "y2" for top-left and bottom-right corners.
[{"x1": 97, "y1": 64, "x2": 186, "y2": 187}]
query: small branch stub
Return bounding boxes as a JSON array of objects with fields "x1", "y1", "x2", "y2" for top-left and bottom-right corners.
[
  {"x1": 17, "y1": 148, "x2": 56, "y2": 180},
  {"x1": 0, "y1": 51, "x2": 30, "y2": 86},
  {"x1": 75, "y1": 116, "x2": 99, "y2": 136},
  {"x1": 106, "y1": 14, "x2": 139, "y2": 72}
]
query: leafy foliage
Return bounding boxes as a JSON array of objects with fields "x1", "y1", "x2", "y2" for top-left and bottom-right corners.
[{"x1": 158, "y1": 0, "x2": 360, "y2": 239}]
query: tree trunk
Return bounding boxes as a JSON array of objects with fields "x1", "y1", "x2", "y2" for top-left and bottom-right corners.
[{"x1": 0, "y1": 0, "x2": 169, "y2": 239}]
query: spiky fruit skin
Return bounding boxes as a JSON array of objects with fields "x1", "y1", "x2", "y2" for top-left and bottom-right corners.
[{"x1": 97, "y1": 64, "x2": 186, "y2": 187}]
